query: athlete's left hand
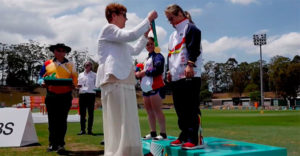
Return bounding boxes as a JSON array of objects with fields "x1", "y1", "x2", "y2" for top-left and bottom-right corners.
[
  {"x1": 184, "y1": 65, "x2": 194, "y2": 78},
  {"x1": 135, "y1": 70, "x2": 145, "y2": 78}
]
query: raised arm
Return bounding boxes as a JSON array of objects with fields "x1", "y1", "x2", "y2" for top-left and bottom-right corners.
[{"x1": 101, "y1": 11, "x2": 158, "y2": 43}]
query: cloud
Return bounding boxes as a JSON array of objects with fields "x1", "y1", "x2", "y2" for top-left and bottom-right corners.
[
  {"x1": 1, "y1": 0, "x2": 108, "y2": 16},
  {"x1": 187, "y1": 8, "x2": 203, "y2": 16},
  {"x1": 203, "y1": 36, "x2": 252, "y2": 54},
  {"x1": 138, "y1": 32, "x2": 300, "y2": 64},
  {"x1": 264, "y1": 32, "x2": 300, "y2": 57},
  {"x1": 0, "y1": 0, "x2": 169, "y2": 62},
  {"x1": 226, "y1": 0, "x2": 258, "y2": 5},
  {"x1": 202, "y1": 32, "x2": 300, "y2": 63},
  {"x1": 255, "y1": 29, "x2": 269, "y2": 34},
  {"x1": 0, "y1": 31, "x2": 27, "y2": 44},
  {"x1": 0, "y1": 4, "x2": 55, "y2": 38},
  {"x1": 32, "y1": 4, "x2": 108, "y2": 57},
  {"x1": 205, "y1": 2, "x2": 217, "y2": 8},
  {"x1": 1, "y1": 0, "x2": 298, "y2": 65}
]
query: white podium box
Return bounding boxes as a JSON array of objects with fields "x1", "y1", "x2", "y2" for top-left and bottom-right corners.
[{"x1": 0, "y1": 108, "x2": 39, "y2": 147}]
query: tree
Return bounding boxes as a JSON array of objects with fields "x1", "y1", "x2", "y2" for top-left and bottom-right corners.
[
  {"x1": 247, "y1": 60, "x2": 269, "y2": 92},
  {"x1": 213, "y1": 62, "x2": 226, "y2": 92},
  {"x1": 203, "y1": 61, "x2": 215, "y2": 92},
  {"x1": 224, "y1": 58, "x2": 238, "y2": 91},
  {"x1": 292, "y1": 55, "x2": 300, "y2": 63},
  {"x1": 67, "y1": 50, "x2": 88, "y2": 73},
  {"x1": 6, "y1": 48, "x2": 29, "y2": 86},
  {"x1": 199, "y1": 73, "x2": 212, "y2": 105},
  {"x1": 0, "y1": 43, "x2": 9, "y2": 85},
  {"x1": 1, "y1": 41, "x2": 96, "y2": 88},
  {"x1": 268, "y1": 55, "x2": 300, "y2": 107},
  {"x1": 232, "y1": 62, "x2": 250, "y2": 96},
  {"x1": 285, "y1": 62, "x2": 300, "y2": 107},
  {"x1": 244, "y1": 83, "x2": 259, "y2": 93},
  {"x1": 249, "y1": 91, "x2": 261, "y2": 104},
  {"x1": 7, "y1": 41, "x2": 48, "y2": 85},
  {"x1": 268, "y1": 55, "x2": 290, "y2": 97}
]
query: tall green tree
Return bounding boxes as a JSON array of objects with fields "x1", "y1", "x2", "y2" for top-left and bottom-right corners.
[
  {"x1": 268, "y1": 55, "x2": 290, "y2": 97},
  {"x1": 200, "y1": 72, "x2": 212, "y2": 105},
  {"x1": 203, "y1": 61, "x2": 216, "y2": 92},
  {"x1": 285, "y1": 57, "x2": 300, "y2": 107},
  {"x1": 0, "y1": 43, "x2": 9, "y2": 85},
  {"x1": 224, "y1": 58, "x2": 238, "y2": 92},
  {"x1": 292, "y1": 55, "x2": 300, "y2": 63},
  {"x1": 247, "y1": 60, "x2": 269, "y2": 92},
  {"x1": 213, "y1": 62, "x2": 226, "y2": 92},
  {"x1": 67, "y1": 50, "x2": 88, "y2": 73},
  {"x1": 6, "y1": 46, "x2": 29, "y2": 86},
  {"x1": 268, "y1": 55, "x2": 300, "y2": 107},
  {"x1": 232, "y1": 62, "x2": 250, "y2": 96}
]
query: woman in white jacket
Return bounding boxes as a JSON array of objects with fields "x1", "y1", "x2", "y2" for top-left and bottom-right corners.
[{"x1": 96, "y1": 3, "x2": 157, "y2": 156}]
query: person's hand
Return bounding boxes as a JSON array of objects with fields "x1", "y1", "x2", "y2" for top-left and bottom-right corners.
[
  {"x1": 167, "y1": 71, "x2": 172, "y2": 82},
  {"x1": 41, "y1": 83, "x2": 47, "y2": 88},
  {"x1": 184, "y1": 65, "x2": 195, "y2": 78},
  {"x1": 147, "y1": 10, "x2": 158, "y2": 22},
  {"x1": 38, "y1": 78, "x2": 44, "y2": 86},
  {"x1": 135, "y1": 71, "x2": 146, "y2": 78},
  {"x1": 144, "y1": 28, "x2": 151, "y2": 38}
]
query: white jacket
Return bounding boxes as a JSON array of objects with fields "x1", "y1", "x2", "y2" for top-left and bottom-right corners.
[
  {"x1": 168, "y1": 19, "x2": 202, "y2": 81},
  {"x1": 96, "y1": 18, "x2": 150, "y2": 87}
]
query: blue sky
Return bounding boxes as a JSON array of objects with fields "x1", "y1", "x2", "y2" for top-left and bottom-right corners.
[{"x1": 0, "y1": 0, "x2": 299, "y2": 64}]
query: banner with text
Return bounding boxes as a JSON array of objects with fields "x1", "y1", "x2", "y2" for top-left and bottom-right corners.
[{"x1": 0, "y1": 108, "x2": 39, "y2": 147}]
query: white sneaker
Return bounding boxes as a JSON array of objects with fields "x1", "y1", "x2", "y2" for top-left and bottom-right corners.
[
  {"x1": 153, "y1": 135, "x2": 168, "y2": 140},
  {"x1": 143, "y1": 134, "x2": 153, "y2": 140}
]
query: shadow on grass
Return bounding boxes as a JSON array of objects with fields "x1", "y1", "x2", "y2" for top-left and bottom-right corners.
[
  {"x1": 91, "y1": 132, "x2": 104, "y2": 136},
  {"x1": 22, "y1": 143, "x2": 41, "y2": 147},
  {"x1": 58, "y1": 150, "x2": 104, "y2": 156}
]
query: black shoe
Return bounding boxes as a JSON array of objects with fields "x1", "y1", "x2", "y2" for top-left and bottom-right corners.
[
  {"x1": 100, "y1": 140, "x2": 105, "y2": 145},
  {"x1": 46, "y1": 145, "x2": 58, "y2": 152},
  {"x1": 56, "y1": 145, "x2": 67, "y2": 155},
  {"x1": 77, "y1": 131, "x2": 86, "y2": 135},
  {"x1": 87, "y1": 131, "x2": 94, "y2": 135}
]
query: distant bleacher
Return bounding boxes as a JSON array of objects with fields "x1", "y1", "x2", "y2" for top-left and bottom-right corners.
[{"x1": 22, "y1": 96, "x2": 80, "y2": 114}]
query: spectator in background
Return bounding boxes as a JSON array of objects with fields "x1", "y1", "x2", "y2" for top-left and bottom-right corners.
[{"x1": 77, "y1": 61, "x2": 96, "y2": 135}]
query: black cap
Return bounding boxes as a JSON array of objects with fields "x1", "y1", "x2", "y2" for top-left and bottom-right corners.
[{"x1": 49, "y1": 43, "x2": 71, "y2": 53}]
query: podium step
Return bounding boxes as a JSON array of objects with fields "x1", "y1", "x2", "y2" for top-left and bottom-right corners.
[{"x1": 142, "y1": 136, "x2": 286, "y2": 156}]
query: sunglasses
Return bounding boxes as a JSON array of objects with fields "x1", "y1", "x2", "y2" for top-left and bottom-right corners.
[
  {"x1": 119, "y1": 13, "x2": 127, "y2": 19},
  {"x1": 55, "y1": 49, "x2": 66, "y2": 53},
  {"x1": 146, "y1": 42, "x2": 154, "y2": 46}
]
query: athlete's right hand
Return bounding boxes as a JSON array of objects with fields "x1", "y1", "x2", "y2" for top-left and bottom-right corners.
[
  {"x1": 167, "y1": 71, "x2": 172, "y2": 82},
  {"x1": 147, "y1": 10, "x2": 158, "y2": 22}
]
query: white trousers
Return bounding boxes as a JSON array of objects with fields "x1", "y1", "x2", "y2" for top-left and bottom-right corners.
[{"x1": 101, "y1": 83, "x2": 143, "y2": 156}]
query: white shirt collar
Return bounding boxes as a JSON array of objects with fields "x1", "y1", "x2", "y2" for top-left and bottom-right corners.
[{"x1": 175, "y1": 19, "x2": 189, "y2": 32}]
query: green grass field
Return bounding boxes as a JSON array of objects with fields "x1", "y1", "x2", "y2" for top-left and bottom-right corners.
[{"x1": 0, "y1": 109, "x2": 299, "y2": 156}]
